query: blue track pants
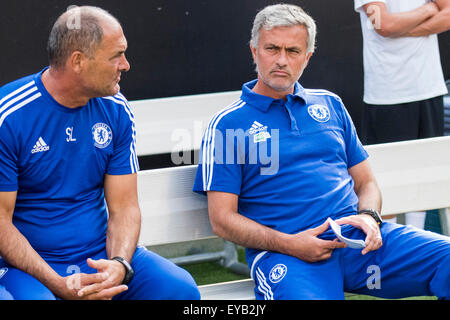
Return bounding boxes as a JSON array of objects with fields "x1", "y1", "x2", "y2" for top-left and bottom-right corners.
[
  {"x1": 0, "y1": 246, "x2": 200, "y2": 300},
  {"x1": 251, "y1": 222, "x2": 450, "y2": 300}
]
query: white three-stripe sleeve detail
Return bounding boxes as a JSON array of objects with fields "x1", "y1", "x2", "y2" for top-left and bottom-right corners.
[
  {"x1": 0, "y1": 86, "x2": 38, "y2": 115},
  {"x1": 206, "y1": 101, "x2": 245, "y2": 190},
  {"x1": 201, "y1": 99, "x2": 244, "y2": 190},
  {"x1": 114, "y1": 95, "x2": 139, "y2": 173},
  {"x1": 0, "y1": 92, "x2": 42, "y2": 128},
  {"x1": 103, "y1": 96, "x2": 139, "y2": 173},
  {"x1": 0, "y1": 80, "x2": 35, "y2": 107},
  {"x1": 304, "y1": 89, "x2": 342, "y2": 102},
  {"x1": 201, "y1": 100, "x2": 245, "y2": 191}
]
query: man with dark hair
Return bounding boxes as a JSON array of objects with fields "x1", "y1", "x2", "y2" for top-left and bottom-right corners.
[
  {"x1": 0, "y1": 6, "x2": 200, "y2": 300},
  {"x1": 47, "y1": 6, "x2": 114, "y2": 69}
]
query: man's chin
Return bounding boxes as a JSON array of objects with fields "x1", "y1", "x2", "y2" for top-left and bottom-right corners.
[
  {"x1": 111, "y1": 84, "x2": 120, "y2": 95},
  {"x1": 266, "y1": 81, "x2": 294, "y2": 93},
  {"x1": 100, "y1": 85, "x2": 120, "y2": 97}
]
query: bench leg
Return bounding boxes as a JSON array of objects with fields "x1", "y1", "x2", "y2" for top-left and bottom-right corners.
[
  {"x1": 396, "y1": 213, "x2": 406, "y2": 225},
  {"x1": 220, "y1": 241, "x2": 250, "y2": 276},
  {"x1": 438, "y1": 207, "x2": 450, "y2": 236}
]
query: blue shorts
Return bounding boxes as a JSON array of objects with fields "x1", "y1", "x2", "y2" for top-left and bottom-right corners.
[
  {"x1": 251, "y1": 222, "x2": 450, "y2": 300},
  {"x1": 0, "y1": 246, "x2": 200, "y2": 300}
]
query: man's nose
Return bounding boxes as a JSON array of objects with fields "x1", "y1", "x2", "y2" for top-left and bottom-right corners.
[
  {"x1": 276, "y1": 49, "x2": 288, "y2": 66},
  {"x1": 120, "y1": 55, "x2": 131, "y2": 72}
]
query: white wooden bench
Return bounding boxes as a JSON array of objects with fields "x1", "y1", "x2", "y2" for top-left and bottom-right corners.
[{"x1": 137, "y1": 136, "x2": 450, "y2": 300}]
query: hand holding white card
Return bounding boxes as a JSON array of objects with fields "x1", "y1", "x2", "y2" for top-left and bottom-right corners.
[{"x1": 327, "y1": 217, "x2": 366, "y2": 249}]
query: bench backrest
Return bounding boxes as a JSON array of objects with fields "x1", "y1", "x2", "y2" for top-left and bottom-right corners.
[
  {"x1": 137, "y1": 165, "x2": 211, "y2": 246},
  {"x1": 137, "y1": 136, "x2": 450, "y2": 247},
  {"x1": 130, "y1": 91, "x2": 241, "y2": 156},
  {"x1": 366, "y1": 137, "x2": 450, "y2": 215}
]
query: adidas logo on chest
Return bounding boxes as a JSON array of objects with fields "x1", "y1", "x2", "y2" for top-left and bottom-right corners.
[
  {"x1": 249, "y1": 121, "x2": 268, "y2": 135},
  {"x1": 249, "y1": 121, "x2": 271, "y2": 143},
  {"x1": 31, "y1": 137, "x2": 50, "y2": 154}
]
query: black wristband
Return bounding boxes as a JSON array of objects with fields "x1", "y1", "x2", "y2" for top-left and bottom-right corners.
[
  {"x1": 358, "y1": 209, "x2": 383, "y2": 227},
  {"x1": 111, "y1": 256, "x2": 134, "y2": 285}
]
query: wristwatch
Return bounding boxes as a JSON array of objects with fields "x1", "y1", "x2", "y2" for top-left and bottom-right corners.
[
  {"x1": 358, "y1": 209, "x2": 383, "y2": 227},
  {"x1": 111, "y1": 256, "x2": 134, "y2": 285}
]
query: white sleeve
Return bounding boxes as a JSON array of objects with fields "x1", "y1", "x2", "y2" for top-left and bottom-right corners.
[{"x1": 354, "y1": 0, "x2": 386, "y2": 12}]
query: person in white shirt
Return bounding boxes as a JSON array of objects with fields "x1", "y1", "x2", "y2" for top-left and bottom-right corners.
[{"x1": 355, "y1": 0, "x2": 450, "y2": 228}]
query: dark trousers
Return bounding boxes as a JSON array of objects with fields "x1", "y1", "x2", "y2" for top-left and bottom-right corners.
[{"x1": 364, "y1": 96, "x2": 444, "y2": 145}]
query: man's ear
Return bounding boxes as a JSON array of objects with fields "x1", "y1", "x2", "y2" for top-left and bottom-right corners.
[
  {"x1": 303, "y1": 51, "x2": 313, "y2": 69},
  {"x1": 250, "y1": 44, "x2": 257, "y2": 62},
  {"x1": 67, "y1": 51, "x2": 85, "y2": 74}
]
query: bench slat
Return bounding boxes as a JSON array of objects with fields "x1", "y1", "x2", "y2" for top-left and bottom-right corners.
[
  {"x1": 137, "y1": 166, "x2": 214, "y2": 246},
  {"x1": 199, "y1": 279, "x2": 255, "y2": 300},
  {"x1": 366, "y1": 137, "x2": 450, "y2": 215}
]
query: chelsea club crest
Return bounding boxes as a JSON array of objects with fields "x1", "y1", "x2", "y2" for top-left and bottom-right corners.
[
  {"x1": 307, "y1": 104, "x2": 330, "y2": 123},
  {"x1": 269, "y1": 264, "x2": 287, "y2": 283},
  {"x1": 92, "y1": 123, "x2": 113, "y2": 149}
]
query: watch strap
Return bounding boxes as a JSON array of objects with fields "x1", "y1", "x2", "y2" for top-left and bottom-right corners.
[
  {"x1": 111, "y1": 256, "x2": 134, "y2": 285},
  {"x1": 358, "y1": 209, "x2": 383, "y2": 227}
]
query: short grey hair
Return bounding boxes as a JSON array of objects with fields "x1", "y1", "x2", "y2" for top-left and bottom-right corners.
[
  {"x1": 250, "y1": 4, "x2": 317, "y2": 54},
  {"x1": 47, "y1": 6, "x2": 120, "y2": 69}
]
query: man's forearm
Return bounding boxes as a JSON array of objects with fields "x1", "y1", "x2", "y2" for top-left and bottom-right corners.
[
  {"x1": 106, "y1": 206, "x2": 141, "y2": 262},
  {"x1": 365, "y1": 2, "x2": 438, "y2": 37},
  {"x1": 210, "y1": 208, "x2": 348, "y2": 262},
  {"x1": 355, "y1": 180, "x2": 382, "y2": 213},
  {"x1": 0, "y1": 221, "x2": 62, "y2": 292},
  {"x1": 407, "y1": 6, "x2": 450, "y2": 36},
  {"x1": 209, "y1": 207, "x2": 295, "y2": 257}
]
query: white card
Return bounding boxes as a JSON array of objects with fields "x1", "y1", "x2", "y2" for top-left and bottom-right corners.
[{"x1": 327, "y1": 217, "x2": 366, "y2": 249}]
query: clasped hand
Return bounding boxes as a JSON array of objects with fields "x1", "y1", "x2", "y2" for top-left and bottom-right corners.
[
  {"x1": 334, "y1": 214, "x2": 383, "y2": 255},
  {"x1": 59, "y1": 258, "x2": 128, "y2": 300},
  {"x1": 289, "y1": 214, "x2": 382, "y2": 262}
]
